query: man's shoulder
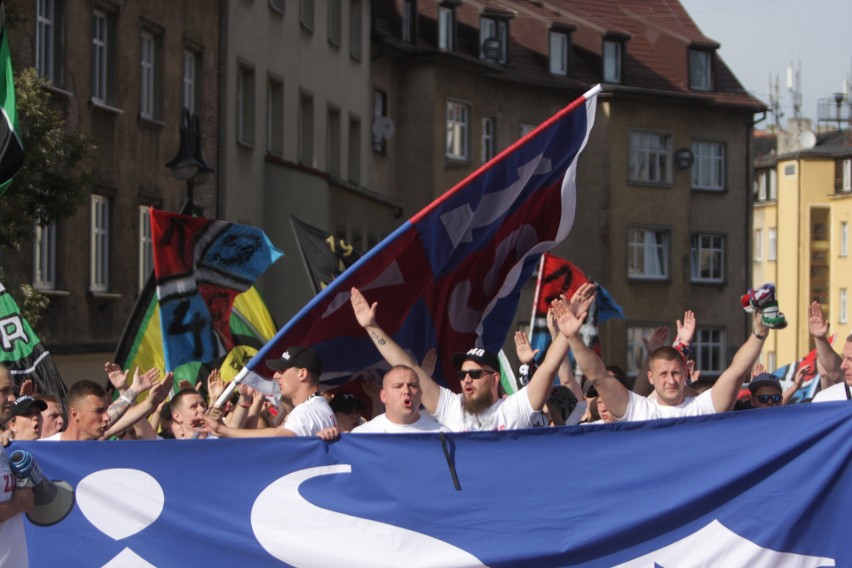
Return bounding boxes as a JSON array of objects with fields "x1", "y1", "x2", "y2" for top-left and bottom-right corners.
[{"x1": 813, "y1": 382, "x2": 849, "y2": 402}]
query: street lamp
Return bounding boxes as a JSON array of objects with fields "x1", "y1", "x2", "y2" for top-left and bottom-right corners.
[{"x1": 165, "y1": 108, "x2": 214, "y2": 210}]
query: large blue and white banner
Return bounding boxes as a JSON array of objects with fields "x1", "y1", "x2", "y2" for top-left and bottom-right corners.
[{"x1": 19, "y1": 403, "x2": 851, "y2": 567}]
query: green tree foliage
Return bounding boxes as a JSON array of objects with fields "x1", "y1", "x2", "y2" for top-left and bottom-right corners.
[{"x1": 0, "y1": 68, "x2": 94, "y2": 248}]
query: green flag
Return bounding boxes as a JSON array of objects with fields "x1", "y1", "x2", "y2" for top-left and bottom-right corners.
[
  {"x1": 0, "y1": 8, "x2": 24, "y2": 196},
  {"x1": 0, "y1": 280, "x2": 67, "y2": 399}
]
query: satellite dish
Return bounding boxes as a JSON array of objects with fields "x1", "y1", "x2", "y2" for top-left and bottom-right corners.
[
  {"x1": 799, "y1": 130, "x2": 816, "y2": 150},
  {"x1": 372, "y1": 116, "x2": 395, "y2": 141}
]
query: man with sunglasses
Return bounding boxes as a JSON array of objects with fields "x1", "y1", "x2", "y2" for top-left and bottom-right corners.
[
  {"x1": 748, "y1": 373, "x2": 784, "y2": 409},
  {"x1": 350, "y1": 287, "x2": 585, "y2": 431}
]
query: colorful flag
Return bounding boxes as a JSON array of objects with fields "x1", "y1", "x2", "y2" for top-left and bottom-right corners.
[
  {"x1": 529, "y1": 252, "x2": 624, "y2": 367},
  {"x1": 0, "y1": 280, "x2": 66, "y2": 400},
  {"x1": 236, "y1": 86, "x2": 600, "y2": 391},
  {"x1": 771, "y1": 336, "x2": 835, "y2": 404},
  {"x1": 290, "y1": 215, "x2": 362, "y2": 293},
  {"x1": 150, "y1": 209, "x2": 283, "y2": 372},
  {"x1": 0, "y1": 7, "x2": 24, "y2": 195},
  {"x1": 21, "y1": 403, "x2": 852, "y2": 566}
]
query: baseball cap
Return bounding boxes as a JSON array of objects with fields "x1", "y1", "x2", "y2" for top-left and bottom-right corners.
[
  {"x1": 451, "y1": 348, "x2": 500, "y2": 372},
  {"x1": 266, "y1": 346, "x2": 323, "y2": 376},
  {"x1": 330, "y1": 393, "x2": 366, "y2": 414},
  {"x1": 748, "y1": 373, "x2": 782, "y2": 394},
  {"x1": 11, "y1": 395, "x2": 48, "y2": 418}
]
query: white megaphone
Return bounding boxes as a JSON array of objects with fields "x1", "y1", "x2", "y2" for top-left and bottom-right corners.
[{"x1": 9, "y1": 449, "x2": 75, "y2": 526}]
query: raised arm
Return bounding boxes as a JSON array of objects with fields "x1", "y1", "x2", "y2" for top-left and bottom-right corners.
[
  {"x1": 808, "y1": 301, "x2": 842, "y2": 387},
  {"x1": 106, "y1": 367, "x2": 159, "y2": 426},
  {"x1": 350, "y1": 287, "x2": 442, "y2": 413},
  {"x1": 545, "y1": 305, "x2": 583, "y2": 402},
  {"x1": 710, "y1": 314, "x2": 769, "y2": 412}
]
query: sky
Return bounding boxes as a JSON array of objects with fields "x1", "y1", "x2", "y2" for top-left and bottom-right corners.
[{"x1": 679, "y1": 0, "x2": 852, "y2": 129}]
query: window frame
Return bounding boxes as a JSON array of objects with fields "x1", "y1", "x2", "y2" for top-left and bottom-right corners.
[
  {"x1": 754, "y1": 229, "x2": 763, "y2": 262},
  {"x1": 237, "y1": 62, "x2": 256, "y2": 146},
  {"x1": 327, "y1": 103, "x2": 342, "y2": 177},
  {"x1": 139, "y1": 30, "x2": 162, "y2": 120},
  {"x1": 348, "y1": 114, "x2": 361, "y2": 184},
  {"x1": 627, "y1": 227, "x2": 670, "y2": 280},
  {"x1": 445, "y1": 99, "x2": 470, "y2": 161},
  {"x1": 840, "y1": 288, "x2": 849, "y2": 324},
  {"x1": 688, "y1": 49, "x2": 712, "y2": 91},
  {"x1": 90, "y1": 195, "x2": 110, "y2": 292},
  {"x1": 694, "y1": 328, "x2": 725, "y2": 376},
  {"x1": 479, "y1": 16, "x2": 508, "y2": 64},
  {"x1": 438, "y1": 5, "x2": 455, "y2": 50},
  {"x1": 349, "y1": 0, "x2": 363, "y2": 61},
  {"x1": 138, "y1": 206, "x2": 152, "y2": 292},
  {"x1": 300, "y1": 0, "x2": 315, "y2": 31},
  {"x1": 842, "y1": 158, "x2": 851, "y2": 192},
  {"x1": 36, "y1": 0, "x2": 64, "y2": 86},
  {"x1": 267, "y1": 75, "x2": 284, "y2": 156},
  {"x1": 691, "y1": 141, "x2": 725, "y2": 191},
  {"x1": 327, "y1": 0, "x2": 342, "y2": 46},
  {"x1": 629, "y1": 129, "x2": 672, "y2": 185},
  {"x1": 299, "y1": 90, "x2": 315, "y2": 166},
  {"x1": 402, "y1": 0, "x2": 417, "y2": 44},
  {"x1": 549, "y1": 30, "x2": 568, "y2": 76},
  {"x1": 182, "y1": 49, "x2": 199, "y2": 115},
  {"x1": 767, "y1": 228, "x2": 777, "y2": 261},
  {"x1": 372, "y1": 89, "x2": 388, "y2": 154},
  {"x1": 690, "y1": 233, "x2": 725, "y2": 283},
  {"x1": 481, "y1": 116, "x2": 496, "y2": 163},
  {"x1": 841, "y1": 221, "x2": 848, "y2": 257},
  {"x1": 603, "y1": 39, "x2": 622, "y2": 83},
  {"x1": 91, "y1": 9, "x2": 110, "y2": 104},
  {"x1": 33, "y1": 222, "x2": 57, "y2": 290}
]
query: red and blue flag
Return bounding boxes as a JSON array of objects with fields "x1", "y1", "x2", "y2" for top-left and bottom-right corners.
[{"x1": 241, "y1": 85, "x2": 600, "y2": 391}]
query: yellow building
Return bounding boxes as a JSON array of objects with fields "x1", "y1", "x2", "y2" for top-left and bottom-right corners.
[{"x1": 753, "y1": 131, "x2": 852, "y2": 369}]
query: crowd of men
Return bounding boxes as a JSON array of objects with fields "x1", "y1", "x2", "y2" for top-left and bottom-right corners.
[{"x1": 1, "y1": 285, "x2": 851, "y2": 565}]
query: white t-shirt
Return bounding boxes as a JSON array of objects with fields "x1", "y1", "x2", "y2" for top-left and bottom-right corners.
[
  {"x1": 434, "y1": 386, "x2": 535, "y2": 432},
  {"x1": 280, "y1": 395, "x2": 336, "y2": 436},
  {"x1": 38, "y1": 432, "x2": 61, "y2": 441},
  {"x1": 812, "y1": 382, "x2": 852, "y2": 403},
  {"x1": 0, "y1": 445, "x2": 28, "y2": 568},
  {"x1": 619, "y1": 389, "x2": 716, "y2": 422},
  {"x1": 352, "y1": 413, "x2": 449, "y2": 434}
]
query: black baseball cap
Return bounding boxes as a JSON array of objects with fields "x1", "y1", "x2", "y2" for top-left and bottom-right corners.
[
  {"x1": 451, "y1": 348, "x2": 500, "y2": 372},
  {"x1": 266, "y1": 346, "x2": 323, "y2": 376},
  {"x1": 11, "y1": 395, "x2": 48, "y2": 418},
  {"x1": 748, "y1": 373, "x2": 782, "y2": 394},
  {"x1": 330, "y1": 393, "x2": 366, "y2": 414}
]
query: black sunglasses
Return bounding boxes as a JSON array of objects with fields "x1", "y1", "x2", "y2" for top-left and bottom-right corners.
[
  {"x1": 457, "y1": 369, "x2": 494, "y2": 380},
  {"x1": 756, "y1": 394, "x2": 782, "y2": 404}
]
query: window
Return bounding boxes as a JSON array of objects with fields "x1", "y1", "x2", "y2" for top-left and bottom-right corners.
[
  {"x1": 603, "y1": 40, "x2": 622, "y2": 83},
  {"x1": 754, "y1": 229, "x2": 763, "y2": 261},
  {"x1": 138, "y1": 207, "x2": 152, "y2": 291},
  {"x1": 768, "y1": 228, "x2": 777, "y2": 261},
  {"x1": 479, "y1": 16, "x2": 508, "y2": 64},
  {"x1": 629, "y1": 130, "x2": 671, "y2": 184},
  {"x1": 402, "y1": 0, "x2": 417, "y2": 44},
  {"x1": 690, "y1": 234, "x2": 725, "y2": 283},
  {"x1": 328, "y1": 0, "x2": 342, "y2": 46},
  {"x1": 694, "y1": 328, "x2": 725, "y2": 375},
  {"x1": 182, "y1": 50, "x2": 199, "y2": 115},
  {"x1": 481, "y1": 117, "x2": 496, "y2": 163},
  {"x1": 267, "y1": 76, "x2": 284, "y2": 156},
  {"x1": 36, "y1": 0, "x2": 63, "y2": 86},
  {"x1": 327, "y1": 105, "x2": 341, "y2": 176},
  {"x1": 843, "y1": 159, "x2": 851, "y2": 192},
  {"x1": 91, "y1": 10, "x2": 116, "y2": 105},
  {"x1": 301, "y1": 0, "x2": 315, "y2": 30},
  {"x1": 269, "y1": 0, "x2": 285, "y2": 13},
  {"x1": 446, "y1": 100, "x2": 469, "y2": 160},
  {"x1": 348, "y1": 114, "x2": 361, "y2": 184},
  {"x1": 372, "y1": 89, "x2": 388, "y2": 153},
  {"x1": 549, "y1": 30, "x2": 568, "y2": 76},
  {"x1": 755, "y1": 169, "x2": 777, "y2": 202},
  {"x1": 349, "y1": 0, "x2": 362, "y2": 60},
  {"x1": 767, "y1": 352, "x2": 776, "y2": 373},
  {"x1": 299, "y1": 91, "x2": 314, "y2": 166},
  {"x1": 626, "y1": 326, "x2": 662, "y2": 376},
  {"x1": 689, "y1": 49, "x2": 712, "y2": 91},
  {"x1": 90, "y1": 195, "x2": 109, "y2": 292},
  {"x1": 840, "y1": 288, "x2": 849, "y2": 324},
  {"x1": 139, "y1": 31, "x2": 162, "y2": 120},
  {"x1": 438, "y1": 5, "x2": 455, "y2": 50},
  {"x1": 691, "y1": 142, "x2": 725, "y2": 191},
  {"x1": 33, "y1": 222, "x2": 57, "y2": 290},
  {"x1": 237, "y1": 63, "x2": 255, "y2": 145},
  {"x1": 841, "y1": 221, "x2": 848, "y2": 257},
  {"x1": 628, "y1": 228, "x2": 669, "y2": 280}
]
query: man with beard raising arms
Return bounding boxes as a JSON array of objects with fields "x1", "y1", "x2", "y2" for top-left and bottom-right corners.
[{"x1": 350, "y1": 287, "x2": 586, "y2": 431}]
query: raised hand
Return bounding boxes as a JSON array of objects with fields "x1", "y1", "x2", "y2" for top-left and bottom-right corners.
[
  {"x1": 104, "y1": 362, "x2": 128, "y2": 391},
  {"x1": 643, "y1": 326, "x2": 670, "y2": 354},
  {"x1": 752, "y1": 362, "x2": 766, "y2": 378},
  {"x1": 420, "y1": 348, "x2": 438, "y2": 377},
  {"x1": 129, "y1": 367, "x2": 161, "y2": 394},
  {"x1": 206, "y1": 369, "x2": 225, "y2": 406},
  {"x1": 149, "y1": 373, "x2": 172, "y2": 407},
  {"x1": 552, "y1": 297, "x2": 586, "y2": 338},
  {"x1": 676, "y1": 310, "x2": 696, "y2": 345},
  {"x1": 568, "y1": 282, "x2": 596, "y2": 318},
  {"x1": 514, "y1": 330, "x2": 540, "y2": 364},
  {"x1": 350, "y1": 287, "x2": 378, "y2": 328},
  {"x1": 807, "y1": 301, "x2": 830, "y2": 338}
]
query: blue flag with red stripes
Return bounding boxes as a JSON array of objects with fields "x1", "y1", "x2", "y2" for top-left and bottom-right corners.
[{"x1": 240, "y1": 86, "x2": 600, "y2": 391}]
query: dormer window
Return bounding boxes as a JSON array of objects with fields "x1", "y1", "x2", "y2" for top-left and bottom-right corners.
[
  {"x1": 549, "y1": 28, "x2": 571, "y2": 76},
  {"x1": 438, "y1": 4, "x2": 455, "y2": 50},
  {"x1": 479, "y1": 15, "x2": 508, "y2": 64},
  {"x1": 603, "y1": 39, "x2": 622, "y2": 83},
  {"x1": 402, "y1": 0, "x2": 417, "y2": 44},
  {"x1": 689, "y1": 49, "x2": 712, "y2": 91}
]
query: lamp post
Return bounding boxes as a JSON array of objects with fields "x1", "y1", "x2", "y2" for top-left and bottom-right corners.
[{"x1": 165, "y1": 108, "x2": 214, "y2": 212}]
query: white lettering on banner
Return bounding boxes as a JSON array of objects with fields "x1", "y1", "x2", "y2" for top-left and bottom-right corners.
[
  {"x1": 251, "y1": 464, "x2": 487, "y2": 568},
  {"x1": 440, "y1": 155, "x2": 552, "y2": 248},
  {"x1": 0, "y1": 315, "x2": 30, "y2": 351}
]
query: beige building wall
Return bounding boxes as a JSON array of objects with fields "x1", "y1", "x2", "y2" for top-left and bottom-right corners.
[{"x1": 828, "y1": 195, "x2": 852, "y2": 344}]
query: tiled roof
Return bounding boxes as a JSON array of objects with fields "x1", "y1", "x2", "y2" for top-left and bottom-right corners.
[{"x1": 374, "y1": 0, "x2": 765, "y2": 111}]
